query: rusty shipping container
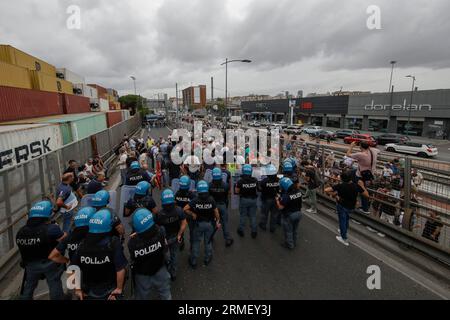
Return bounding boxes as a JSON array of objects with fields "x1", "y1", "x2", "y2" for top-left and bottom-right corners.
[
  {"x1": 0, "y1": 45, "x2": 56, "y2": 76},
  {"x1": 0, "y1": 61, "x2": 32, "y2": 89},
  {"x1": 105, "y1": 111, "x2": 123, "y2": 128},
  {"x1": 60, "y1": 93, "x2": 91, "y2": 114},
  {"x1": 88, "y1": 84, "x2": 108, "y2": 99},
  {"x1": 0, "y1": 86, "x2": 63, "y2": 122}
]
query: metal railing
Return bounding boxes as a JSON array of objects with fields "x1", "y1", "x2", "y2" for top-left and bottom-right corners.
[{"x1": 0, "y1": 115, "x2": 141, "y2": 281}]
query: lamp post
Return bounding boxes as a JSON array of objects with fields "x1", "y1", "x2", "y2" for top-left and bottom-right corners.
[
  {"x1": 130, "y1": 76, "x2": 140, "y2": 115},
  {"x1": 221, "y1": 58, "x2": 252, "y2": 128},
  {"x1": 388, "y1": 61, "x2": 397, "y2": 132},
  {"x1": 405, "y1": 75, "x2": 416, "y2": 136}
]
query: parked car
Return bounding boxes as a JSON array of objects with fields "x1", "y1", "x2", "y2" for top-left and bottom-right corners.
[
  {"x1": 385, "y1": 142, "x2": 438, "y2": 158},
  {"x1": 376, "y1": 133, "x2": 410, "y2": 145},
  {"x1": 303, "y1": 126, "x2": 322, "y2": 135},
  {"x1": 335, "y1": 129, "x2": 360, "y2": 139},
  {"x1": 317, "y1": 130, "x2": 337, "y2": 140},
  {"x1": 284, "y1": 125, "x2": 303, "y2": 134},
  {"x1": 248, "y1": 121, "x2": 261, "y2": 127},
  {"x1": 343, "y1": 134, "x2": 378, "y2": 147}
]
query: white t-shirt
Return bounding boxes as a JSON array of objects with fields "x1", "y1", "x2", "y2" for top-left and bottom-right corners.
[{"x1": 119, "y1": 154, "x2": 128, "y2": 170}]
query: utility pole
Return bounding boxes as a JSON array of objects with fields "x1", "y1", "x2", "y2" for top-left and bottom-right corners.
[
  {"x1": 176, "y1": 83, "x2": 179, "y2": 126},
  {"x1": 406, "y1": 75, "x2": 416, "y2": 137},
  {"x1": 211, "y1": 77, "x2": 214, "y2": 101}
]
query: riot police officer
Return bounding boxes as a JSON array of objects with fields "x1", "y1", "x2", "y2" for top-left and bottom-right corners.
[
  {"x1": 258, "y1": 164, "x2": 280, "y2": 233},
  {"x1": 48, "y1": 207, "x2": 96, "y2": 265},
  {"x1": 125, "y1": 161, "x2": 152, "y2": 186},
  {"x1": 175, "y1": 175, "x2": 196, "y2": 251},
  {"x1": 155, "y1": 189, "x2": 187, "y2": 281},
  {"x1": 209, "y1": 168, "x2": 233, "y2": 247},
  {"x1": 184, "y1": 181, "x2": 220, "y2": 268},
  {"x1": 16, "y1": 201, "x2": 66, "y2": 300},
  {"x1": 235, "y1": 164, "x2": 258, "y2": 238},
  {"x1": 282, "y1": 160, "x2": 299, "y2": 187},
  {"x1": 73, "y1": 210, "x2": 128, "y2": 300},
  {"x1": 128, "y1": 209, "x2": 172, "y2": 300},
  {"x1": 276, "y1": 177, "x2": 303, "y2": 250},
  {"x1": 91, "y1": 190, "x2": 125, "y2": 238},
  {"x1": 124, "y1": 181, "x2": 158, "y2": 218}
]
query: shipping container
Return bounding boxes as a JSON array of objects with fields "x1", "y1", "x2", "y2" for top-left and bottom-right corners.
[
  {"x1": 56, "y1": 68, "x2": 85, "y2": 84},
  {"x1": 74, "y1": 84, "x2": 98, "y2": 99},
  {"x1": 0, "y1": 86, "x2": 63, "y2": 122},
  {"x1": 107, "y1": 94, "x2": 118, "y2": 103},
  {"x1": 0, "y1": 61, "x2": 32, "y2": 89},
  {"x1": 121, "y1": 109, "x2": 131, "y2": 121},
  {"x1": 29, "y1": 70, "x2": 58, "y2": 92},
  {"x1": 99, "y1": 98, "x2": 109, "y2": 112},
  {"x1": 105, "y1": 110, "x2": 123, "y2": 128},
  {"x1": 0, "y1": 123, "x2": 63, "y2": 171},
  {"x1": 88, "y1": 84, "x2": 107, "y2": 99},
  {"x1": 3, "y1": 113, "x2": 108, "y2": 144},
  {"x1": 57, "y1": 78, "x2": 74, "y2": 94},
  {"x1": 60, "y1": 94, "x2": 90, "y2": 114},
  {"x1": 0, "y1": 45, "x2": 56, "y2": 76},
  {"x1": 107, "y1": 88, "x2": 118, "y2": 97}
]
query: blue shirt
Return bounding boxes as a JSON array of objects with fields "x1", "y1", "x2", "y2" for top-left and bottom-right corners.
[
  {"x1": 56, "y1": 183, "x2": 72, "y2": 201},
  {"x1": 87, "y1": 179, "x2": 103, "y2": 194}
]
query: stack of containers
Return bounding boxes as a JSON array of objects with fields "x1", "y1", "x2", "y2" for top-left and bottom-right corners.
[
  {"x1": 105, "y1": 110, "x2": 123, "y2": 128},
  {"x1": 88, "y1": 84, "x2": 109, "y2": 112},
  {"x1": 106, "y1": 88, "x2": 121, "y2": 110}
]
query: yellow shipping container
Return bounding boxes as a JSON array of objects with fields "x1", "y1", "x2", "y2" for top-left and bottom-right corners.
[
  {"x1": 56, "y1": 78, "x2": 74, "y2": 94},
  {"x1": 0, "y1": 45, "x2": 57, "y2": 76},
  {"x1": 0, "y1": 61, "x2": 32, "y2": 89},
  {"x1": 29, "y1": 70, "x2": 58, "y2": 93}
]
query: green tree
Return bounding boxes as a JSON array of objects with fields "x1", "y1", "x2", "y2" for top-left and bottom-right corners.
[{"x1": 119, "y1": 94, "x2": 147, "y2": 117}]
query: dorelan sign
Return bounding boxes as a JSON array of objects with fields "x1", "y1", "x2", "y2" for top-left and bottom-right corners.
[{"x1": 364, "y1": 99, "x2": 432, "y2": 112}]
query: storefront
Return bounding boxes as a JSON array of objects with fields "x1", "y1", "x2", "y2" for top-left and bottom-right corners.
[
  {"x1": 368, "y1": 117, "x2": 389, "y2": 132},
  {"x1": 345, "y1": 116, "x2": 363, "y2": 130},
  {"x1": 326, "y1": 115, "x2": 341, "y2": 128}
]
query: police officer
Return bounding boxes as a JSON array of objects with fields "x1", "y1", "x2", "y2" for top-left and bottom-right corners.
[
  {"x1": 175, "y1": 175, "x2": 196, "y2": 251},
  {"x1": 184, "y1": 181, "x2": 220, "y2": 268},
  {"x1": 128, "y1": 209, "x2": 171, "y2": 300},
  {"x1": 209, "y1": 168, "x2": 234, "y2": 247},
  {"x1": 48, "y1": 207, "x2": 96, "y2": 265},
  {"x1": 125, "y1": 161, "x2": 152, "y2": 186},
  {"x1": 124, "y1": 181, "x2": 158, "y2": 218},
  {"x1": 16, "y1": 201, "x2": 66, "y2": 300},
  {"x1": 282, "y1": 160, "x2": 299, "y2": 187},
  {"x1": 73, "y1": 210, "x2": 128, "y2": 300},
  {"x1": 235, "y1": 164, "x2": 258, "y2": 238},
  {"x1": 258, "y1": 164, "x2": 280, "y2": 233},
  {"x1": 276, "y1": 177, "x2": 303, "y2": 250},
  {"x1": 91, "y1": 190, "x2": 125, "y2": 238},
  {"x1": 155, "y1": 189, "x2": 187, "y2": 281}
]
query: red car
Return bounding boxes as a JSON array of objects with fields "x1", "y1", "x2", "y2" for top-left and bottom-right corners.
[{"x1": 344, "y1": 134, "x2": 378, "y2": 147}]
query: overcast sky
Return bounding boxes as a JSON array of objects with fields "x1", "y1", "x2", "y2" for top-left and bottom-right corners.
[{"x1": 1, "y1": 0, "x2": 450, "y2": 98}]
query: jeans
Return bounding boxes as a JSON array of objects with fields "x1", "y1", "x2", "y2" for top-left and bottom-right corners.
[
  {"x1": 260, "y1": 198, "x2": 278, "y2": 230},
  {"x1": 190, "y1": 221, "x2": 214, "y2": 265},
  {"x1": 305, "y1": 188, "x2": 317, "y2": 211},
  {"x1": 239, "y1": 197, "x2": 258, "y2": 233},
  {"x1": 20, "y1": 260, "x2": 65, "y2": 300},
  {"x1": 217, "y1": 203, "x2": 231, "y2": 241},
  {"x1": 360, "y1": 194, "x2": 370, "y2": 212},
  {"x1": 134, "y1": 266, "x2": 172, "y2": 300},
  {"x1": 62, "y1": 210, "x2": 73, "y2": 234},
  {"x1": 167, "y1": 237, "x2": 179, "y2": 277},
  {"x1": 281, "y1": 211, "x2": 302, "y2": 248},
  {"x1": 337, "y1": 204, "x2": 351, "y2": 240},
  {"x1": 120, "y1": 168, "x2": 127, "y2": 185}
]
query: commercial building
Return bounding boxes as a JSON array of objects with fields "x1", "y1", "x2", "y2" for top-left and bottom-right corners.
[{"x1": 182, "y1": 85, "x2": 206, "y2": 109}]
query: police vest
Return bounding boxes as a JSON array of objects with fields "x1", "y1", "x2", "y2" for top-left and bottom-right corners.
[
  {"x1": 65, "y1": 227, "x2": 89, "y2": 263},
  {"x1": 175, "y1": 190, "x2": 194, "y2": 209},
  {"x1": 134, "y1": 195, "x2": 155, "y2": 210},
  {"x1": 157, "y1": 207, "x2": 182, "y2": 239},
  {"x1": 77, "y1": 237, "x2": 117, "y2": 290},
  {"x1": 283, "y1": 190, "x2": 303, "y2": 215},
  {"x1": 260, "y1": 177, "x2": 280, "y2": 200},
  {"x1": 125, "y1": 169, "x2": 146, "y2": 186},
  {"x1": 128, "y1": 227, "x2": 165, "y2": 276},
  {"x1": 16, "y1": 223, "x2": 57, "y2": 264},
  {"x1": 209, "y1": 181, "x2": 228, "y2": 204},
  {"x1": 192, "y1": 197, "x2": 215, "y2": 222},
  {"x1": 238, "y1": 177, "x2": 258, "y2": 199}
]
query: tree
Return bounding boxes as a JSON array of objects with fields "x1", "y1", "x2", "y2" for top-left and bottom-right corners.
[{"x1": 118, "y1": 94, "x2": 147, "y2": 117}]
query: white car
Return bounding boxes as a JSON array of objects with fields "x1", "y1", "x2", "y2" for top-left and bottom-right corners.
[
  {"x1": 284, "y1": 125, "x2": 303, "y2": 134},
  {"x1": 248, "y1": 121, "x2": 261, "y2": 127},
  {"x1": 303, "y1": 126, "x2": 322, "y2": 135},
  {"x1": 385, "y1": 142, "x2": 438, "y2": 158}
]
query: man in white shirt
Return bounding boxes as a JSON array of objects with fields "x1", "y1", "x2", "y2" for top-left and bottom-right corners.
[{"x1": 118, "y1": 148, "x2": 128, "y2": 186}]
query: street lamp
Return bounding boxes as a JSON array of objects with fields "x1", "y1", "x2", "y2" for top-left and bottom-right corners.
[
  {"x1": 405, "y1": 75, "x2": 416, "y2": 136},
  {"x1": 388, "y1": 61, "x2": 397, "y2": 132},
  {"x1": 130, "y1": 76, "x2": 140, "y2": 114},
  {"x1": 388, "y1": 61, "x2": 397, "y2": 93},
  {"x1": 221, "y1": 58, "x2": 252, "y2": 128}
]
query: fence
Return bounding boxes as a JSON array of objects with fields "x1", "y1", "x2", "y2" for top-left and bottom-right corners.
[
  {"x1": 282, "y1": 135, "x2": 450, "y2": 263},
  {"x1": 0, "y1": 115, "x2": 141, "y2": 279}
]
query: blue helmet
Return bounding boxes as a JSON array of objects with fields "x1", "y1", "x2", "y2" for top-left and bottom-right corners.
[
  {"x1": 197, "y1": 180, "x2": 209, "y2": 193},
  {"x1": 161, "y1": 189, "x2": 175, "y2": 205},
  {"x1": 179, "y1": 175, "x2": 191, "y2": 190},
  {"x1": 212, "y1": 168, "x2": 222, "y2": 180},
  {"x1": 266, "y1": 164, "x2": 277, "y2": 176},
  {"x1": 280, "y1": 177, "x2": 293, "y2": 191},
  {"x1": 74, "y1": 207, "x2": 96, "y2": 228},
  {"x1": 133, "y1": 208, "x2": 155, "y2": 234},
  {"x1": 130, "y1": 161, "x2": 140, "y2": 170},
  {"x1": 89, "y1": 209, "x2": 112, "y2": 234},
  {"x1": 29, "y1": 201, "x2": 53, "y2": 218},
  {"x1": 136, "y1": 181, "x2": 151, "y2": 196},
  {"x1": 242, "y1": 164, "x2": 252, "y2": 176},
  {"x1": 283, "y1": 160, "x2": 293, "y2": 173},
  {"x1": 91, "y1": 190, "x2": 110, "y2": 208}
]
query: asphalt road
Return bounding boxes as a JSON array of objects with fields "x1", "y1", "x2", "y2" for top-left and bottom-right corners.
[{"x1": 146, "y1": 126, "x2": 440, "y2": 300}]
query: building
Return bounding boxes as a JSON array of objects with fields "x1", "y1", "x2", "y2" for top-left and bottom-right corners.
[{"x1": 182, "y1": 85, "x2": 206, "y2": 110}]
